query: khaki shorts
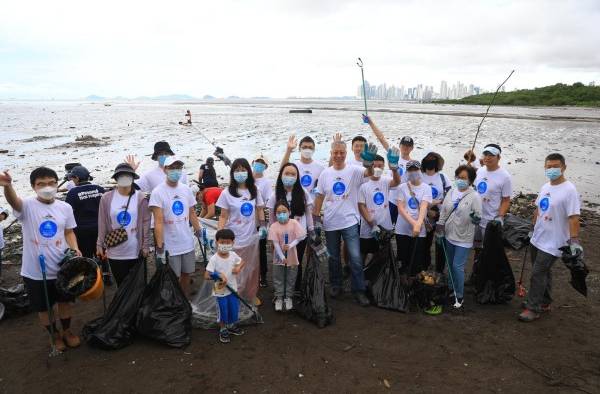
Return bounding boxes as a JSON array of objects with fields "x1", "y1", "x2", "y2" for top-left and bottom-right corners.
[{"x1": 168, "y1": 250, "x2": 196, "y2": 277}]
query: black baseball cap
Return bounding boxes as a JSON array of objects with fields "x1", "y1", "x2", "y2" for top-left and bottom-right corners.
[
  {"x1": 68, "y1": 166, "x2": 92, "y2": 181},
  {"x1": 111, "y1": 163, "x2": 140, "y2": 180},
  {"x1": 400, "y1": 136, "x2": 414, "y2": 146},
  {"x1": 406, "y1": 160, "x2": 421, "y2": 170},
  {"x1": 151, "y1": 141, "x2": 175, "y2": 160}
]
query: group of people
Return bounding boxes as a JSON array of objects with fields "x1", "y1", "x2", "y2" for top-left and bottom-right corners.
[{"x1": 0, "y1": 114, "x2": 584, "y2": 348}]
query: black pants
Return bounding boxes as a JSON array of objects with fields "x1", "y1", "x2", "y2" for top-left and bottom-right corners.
[
  {"x1": 108, "y1": 258, "x2": 139, "y2": 287},
  {"x1": 389, "y1": 202, "x2": 399, "y2": 225},
  {"x1": 396, "y1": 234, "x2": 426, "y2": 276},
  {"x1": 74, "y1": 227, "x2": 98, "y2": 258},
  {"x1": 424, "y1": 229, "x2": 446, "y2": 273},
  {"x1": 259, "y1": 238, "x2": 268, "y2": 280},
  {"x1": 22, "y1": 276, "x2": 74, "y2": 312},
  {"x1": 294, "y1": 239, "x2": 308, "y2": 292}
]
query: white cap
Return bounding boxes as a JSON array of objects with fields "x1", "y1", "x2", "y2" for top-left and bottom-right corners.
[{"x1": 163, "y1": 156, "x2": 184, "y2": 167}]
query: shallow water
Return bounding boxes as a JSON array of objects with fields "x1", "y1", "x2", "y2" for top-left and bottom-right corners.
[{"x1": 0, "y1": 100, "x2": 598, "y2": 208}]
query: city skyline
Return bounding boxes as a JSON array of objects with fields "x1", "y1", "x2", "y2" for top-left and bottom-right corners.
[{"x1": 357, "y1": 80, "x2": 490, "y2": 102}]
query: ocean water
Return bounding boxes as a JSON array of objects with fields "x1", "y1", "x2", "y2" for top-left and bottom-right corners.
[{"x1": 1, "y1": 100, "x2": 599, "y2": 207}]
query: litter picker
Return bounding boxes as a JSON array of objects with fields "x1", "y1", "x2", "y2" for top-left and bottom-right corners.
[
  {"x1": 440, "y1": 239, "x2": 463, "y2": 309},
  {"x1": 357, "y1": 58, "x2": 369, "y2": 122},
  {"x1": 517, "y1": 245, "x2": 529, "y2": 298},
  {"x1": 283, "y1": 233, "x2": 289, "y2": 310},
  {"x1": 39, "y1": 254, "x2": 63, "y2": 362}
]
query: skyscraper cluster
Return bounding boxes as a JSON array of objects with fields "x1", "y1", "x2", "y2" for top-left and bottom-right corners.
[{"x1": 358, "y1": 80, "x2": 485, "y2": 101}]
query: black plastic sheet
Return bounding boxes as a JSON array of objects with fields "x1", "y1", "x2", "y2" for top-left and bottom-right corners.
[
  {"x1": 559, "y1": 246, "x2": 588, "y2": 297},
  {"x1": 473, "y1": 221, "x2": 516, "y2": 304},
  {"x1": 503, "y1": 214, "x2": 533, "y2": 250},
  {"x1": 56, "y1": 257, "x2": 98, "y2": 298},
  {"x1": 295, "y1": 242, "x2": 334, "y2": 328},
  {"x1": 364, "y1": 230, "x2": 411, "y2": 312},
  {"x1": 82, "y1": 258, "x2": 147, "y2": 350},
  {"x1": 0, "y1": 284, "x2": 31, "y2": 320},
  {"x1": 136, "y1": 263, "x2": 192, "y2": 348}
]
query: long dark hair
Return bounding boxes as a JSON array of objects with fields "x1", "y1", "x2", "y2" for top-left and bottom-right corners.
[
  {"x1": 275, "y1": 162, "x2": 306, "y2": 217},
  {"x1": 228, "y1": 158, "x2": 257, "y2": 200}
]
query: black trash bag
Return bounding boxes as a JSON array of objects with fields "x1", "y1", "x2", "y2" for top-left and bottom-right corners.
[
  {"x1": 82, "y1": 258, "x2": 147, "y2": 350},
  {"x1": 295, "y1": 241, "x2": 334, "y2": 328},
  {"x1": 56, "y1": 256, "x2": 99, "y2": 298},
  {"x1": 502, "y1": 214, "x2": 533, "y2": 250},
  {"x1": 136, "y1": 263, "x2": 192, "y2": 348},
  {"x1": 559, "y1": 246, "x2": 588, "y2": 297},
  {"x1": 0, "y1": 284, "x2": 31, "y2": 319},
  {"x1": 473, "y1": 221, "x2": 515, "y2": 304},
  {"x1": 364, "y1": 230, "x2": 410, "y2": 312}
]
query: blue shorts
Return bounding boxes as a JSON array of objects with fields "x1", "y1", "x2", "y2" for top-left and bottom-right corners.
[{"x1": 216, "y1": 293, "x2": 239, "y2": 325}]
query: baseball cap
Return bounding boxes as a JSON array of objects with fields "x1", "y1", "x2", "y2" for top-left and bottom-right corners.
[
  {"x1": 406, "y1": 160, "x2": 421, "y2": 170},
  {"x1": 483, "y1": 144, "x2": 502, "y2": 156},
  {"x1": 400, "y1": 136, "x2": 414, "y2": 146},
  {"x1": 163, "y1": 156, "x2": 184, "y2": 167},
  {"x1": 68, "y1": 165, "x2": 92, "y2": 181}
]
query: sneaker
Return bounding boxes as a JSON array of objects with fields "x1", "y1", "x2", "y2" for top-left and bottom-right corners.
[
  {"x1": 284, "y1": 297, "x2": 293, "y2": 311},
  {"x1": 518, "y1": 308, "x2": 540, "y2": 322},
  {"x1": 51, "y1": 332, "x2": 66, "y2": 352},
  {"x1": 274, "y1": 298, "x2": 283, "y2": 312},
  {"x1": 62, "y1": 330, "x2": 81, "y2": 348},
  {"x1": 219, "y1": 329, "x2": 230, "y2": 343},
  {"x1": 424, "y1": 305, "x2": 443, "y2": 315},
  {"x1": 329, "y1": 287, "x2": 342, "y2": 299},
  {"x1": 227, "y1": 325, "x2": 245, "y2": 336},
  {"x1": 259, "y1": 278, "x2": 268, "y2": 288},
  {"x1": 353, "y1": 292, "x2": 370, "y2": 307}
]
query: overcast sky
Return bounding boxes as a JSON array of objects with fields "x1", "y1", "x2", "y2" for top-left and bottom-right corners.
[{"x1": 1, "y1": 0, "x2": 599, "y2": 99}]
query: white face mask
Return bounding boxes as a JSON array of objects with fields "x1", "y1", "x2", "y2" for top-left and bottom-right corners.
[
  {"x1": 300, "y1": 149, "x2": 314, "y2": 159},
  {"x1": 117, "y1": 175, "x2": 134, "y2": 187},
  {"x1": 373, "y1": 167, "x2": 384, "y2": 178},
  {"x1": 218, "y1": 244, "x2": 233, "y2": 253},
  {"x1": 36, "y1": 186, "x2": 57, "y2": 201}
]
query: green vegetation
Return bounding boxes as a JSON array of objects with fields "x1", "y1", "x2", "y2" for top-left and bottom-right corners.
[{"x1": 438, "y1": 83, "x2": 600, "y2": 107}]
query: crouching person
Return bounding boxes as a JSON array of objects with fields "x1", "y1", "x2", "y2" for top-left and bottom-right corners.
[
  {"x1": 204, "y1": 229, "x2": 246, "y2": 343},
  {"x1": 0, "y1": 167, "x2": 82, "y2": 350}
]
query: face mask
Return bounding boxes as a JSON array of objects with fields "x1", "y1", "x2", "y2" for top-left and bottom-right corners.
[
  {"x1": 282, "y1": 175, "x2": 296, "y2": 187},
  {"x1": 233, "y1": 171, "x2": 248, "y2": 184},
  {"x1": 407, "y1": 171, "x2": 421, "y2": 184},
  {"x1": 545, "y1": 168, "x2": 562, "y2": 181},
  {"x1": 373, "y1": 167, "x2": 384, "y2": 178},
  {"x1": 300, "y1": 149, "x2": 314, "y2": 159},
  {"x1": 218, "y1": 244, "x2": 233, "y2": 253},
  {"x1": 117, "y1": 175, "x2": 133, "y2": 187},
  {"x1": 158, "y1": 155, "x2": 168, "y2": 167},
  {"x1": 422, "y1": 160, "x2": 437, "y2": 171},
  {"x1": 253, "y1": 162, "x2": 266, "y2": 174},
  {"x1": 36, "y1": 186, "x2": 57, "y2": 201},
  {"x1": 276, "y1": 212, "x2": 289, "y2": 223},
  {"x1": 455, "y1": 179, "x2": 469, "y2": 191},
  {"x1": 166, "y1": 169, "x2": 182, "y2": 183}
]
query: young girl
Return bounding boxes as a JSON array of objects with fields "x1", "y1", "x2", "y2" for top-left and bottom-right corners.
[{"x1": 267, "y1": 200, "x2": 306, "y2": 312}]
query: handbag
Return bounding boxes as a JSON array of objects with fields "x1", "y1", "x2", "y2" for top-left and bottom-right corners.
[{"x1": 104, "y1": 192, "x2": 134, "y2": 248}]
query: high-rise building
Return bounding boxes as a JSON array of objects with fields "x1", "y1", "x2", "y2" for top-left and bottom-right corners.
[{"x1": 440, "y1": 81, "x2": 448, "y2": 99}]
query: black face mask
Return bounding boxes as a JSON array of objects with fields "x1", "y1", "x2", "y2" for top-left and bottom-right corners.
[{"x1": 422, "y1": 160, "x2": 437, "y2": 171}]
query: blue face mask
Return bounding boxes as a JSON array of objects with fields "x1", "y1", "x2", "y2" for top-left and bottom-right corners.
[
  {"x1": 455, "y1": 179, "x2": 469, "y2": 191},
  {"x1": 276, "y1": 212, "x2": 289, "y2": 223},
  {"x1": 282, "y1": 175, "x2": 296, "y2": 188},
  {"x1": 158, "y1": 155, "x2": 168, "y2": 167},
  {"x1": 545, "y1": 168, "x2": 562, "y2": 181},
  {"x1": 166, "y1": 169, "x2": 182, "y2": 182},
  {"x1": 253, "y1": 162, "x2": 266, "y2": 174},
  {"x1": 233, "y1": 171, "x2": 248, "y2": 184},
  {"x1": 407, "y1": 171, "x2": 421, "y2": 183}
]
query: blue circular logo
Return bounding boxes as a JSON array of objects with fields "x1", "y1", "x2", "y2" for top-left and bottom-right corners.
[
  {"x1": 172, "y1": 200, "x2": 184, "y2": 216},
  {"x1": 477, "y1": 181, "x2": 488, "y2": 194},
  {"x1": 373, "y1": 192, "x2": 385, "y2": 206},
  {"x1": 539, "y1": 197, "x2": 550, "y2": 212},
  {"x1": 240, "y1": 202, "x2": 253, "y2": 217},
  {"x1": 431, "y1": 186, "x2": 439, "y2": 199},
  {"x1": 117, "y1": 211, "x2": 132, "y2": 226},
  {"x1": 408, "y1": 197, "x2": 419, "y2": 210},
  {"x1": 39, "y1": 220, "x2": 58, "y2": 238},
  {"x1": 300, "y1": 175, "x2": 312, "y2": 187},
  {"x1": 332, "y1": 181, "x2": 346, "y2": 196},
  {"x1": 397, "y1": 166, "x2": 404, "y2": 176}
]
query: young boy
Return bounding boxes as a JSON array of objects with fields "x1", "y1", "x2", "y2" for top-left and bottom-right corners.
[{"x1": 204, "y1": 228, "x2": 246, "y2": 343}]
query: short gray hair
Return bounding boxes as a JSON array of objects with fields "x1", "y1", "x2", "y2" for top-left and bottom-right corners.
[{"x1": 331, "y1": 140, "x2": 346, "y2": 149}]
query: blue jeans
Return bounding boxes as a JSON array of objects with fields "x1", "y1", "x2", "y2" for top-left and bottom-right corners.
[
  {"x1": 443, "y1": 239, "x2": 471, "y2": 299},
  {"x1": 325, "y1": 224, "x2": 365, "y2": 292}
]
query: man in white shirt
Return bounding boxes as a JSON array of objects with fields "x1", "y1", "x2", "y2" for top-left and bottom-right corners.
[
  {"x1": 0, "y1": 167, "x2": 82, "y2": 351},
  {"x1": 313, "y1": 134, "x2": 376, "y2": 306},
  {"x1": 149, "y1": 157, "x2": 202, "y2": 297},
  {"x1": 519, "y1": 153, "x2": 582, "y2": 322},
  {"x1": 281, "y1": 134, "x2": 325, "y2": 198}
]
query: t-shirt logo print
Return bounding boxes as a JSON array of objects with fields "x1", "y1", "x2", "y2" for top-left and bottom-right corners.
[
  {"x1": 301, "y1": 174, "x2": 312, "y2": 187},
  {"x1": 373, "y1": 191, "x2": 385, "y2": 206},
  {"x1": 408, "y1": 197, "x2": 419, "y2": 210},
  {"x1": 240, "y1": 202, "x2": 254, "y2": 217},
  {"x1": 539, "y1": 195, "x2": 550, "y2": 212},
  {"x1": 117, "y1": 210, "x2": 132, "y2": 226},
  {"x1": 430, "y1": 185, "x2": 439, "y2": 199},
  {"x1": 39, "y1": 215, "x2": 58, "y2": 238},
  {"x1": 172, "y1": 199, "x2": 185, "y2": 216},
  {"x1": 332, "y1": 178, "x2": 346, "y2": 196},
  {"x1": 477, "y1": 178, "x2": 488, "y2": 194}
]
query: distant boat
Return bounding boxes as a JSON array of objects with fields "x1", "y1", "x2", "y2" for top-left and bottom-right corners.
[
  {"x1": 289, "y1": 109, "x2": 312, "y2": 114},
  {"x1": 104, "y1": 103, "x2": 112, "y2": 106}
]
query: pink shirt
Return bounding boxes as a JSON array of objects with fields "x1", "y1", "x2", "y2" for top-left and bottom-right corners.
[{"x1": 267, "y1": 219, "x2": 306, "y2": 266}]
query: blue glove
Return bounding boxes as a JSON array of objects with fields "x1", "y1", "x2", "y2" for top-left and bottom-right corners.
[
  {"x1": 259, "y1": 226, "x2": 268, "y2": 239},
  {"x1": 470, "y1": 212, "x2": 482, "y2": 226},
  {"x1": 492, "y1": 215, "x2": 504, "y2": 227},
  {"x1": 568, "y1": 238, "x2": 583, "y2": 256},
  {"x1": 360, "y1": 142, "x2": 378, "y2": 168},
  {"x1": 362, "y1": 114, "x2": 370, "y2": 124},
  {"x1": 370, "y1": 225, "x2": 381, "y2": 241},
  {"x1": 209, "y1": 271, "x2": 221, "y2": 281},
  {"x1": 308, "y1": 229, "x2": 322, "y2": 246},
  {"x1": 313, "y1": 217, "x2": 323, "y2": 236},
  {"x1": 155, "y1": 248, "x2": 166, "y2": 264},
  {"x1": 387, "y1": 147, "x2": 400, "y2": 169}
]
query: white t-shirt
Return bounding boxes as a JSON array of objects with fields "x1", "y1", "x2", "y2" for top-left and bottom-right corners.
[
  {"x1": 149, "y1": 182, "x2": 196, "y2": 256},
  {"x1": 255, "y1": 177, "x2": 274, "y2": 206},
  {"x1": 395, "y1": 182, "x2": 432, "y2": 237},
  {"x1": 531, "y1": 181, "x2": 581, "y2": 257},
  {"x1": 347, "y1": 158, "x2": 364, "y2": 168},
  {"x1": 266, "y1": 189, "x2": 314, "y2": 231},
  {"x1": 295, "y1": 159, "x2": 325, "y2": 197},
  {"x1": 65, "y1": 180, "x2": 76, "y2": 191},
  {"x1": 216, "y1": 188, "x2": 265, "y2": 245},
  {"x1": 389, "y1": 157, "x2": 410, "y2": 205},
  {"x1": 0, "y1": 207, "x2": 7, "y2": 250},
  {"x1": 316, "y1": 164, "x2": 365, "y2": 231},
  {"x1": 358, "y1": 177, "x2": 394, "y2": 238},
  {"x1": 14, "y1": 197, "x2": 77, "y2": 280},
  {"x1": 421, "y1": 172, "x2": 450, "y2": 203},
  {"x1": 475, "y1": 166, "x2": 513, "y2": 228},
  {"x1": 206, "y1": 251, "x2": 242, "y2": 297},
  {"x1": 107, "y1": 191, "x2": 140, "y2": 260},
  {"x1": 138, "y1": 166, "x2": 189, "y2": 193}
]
